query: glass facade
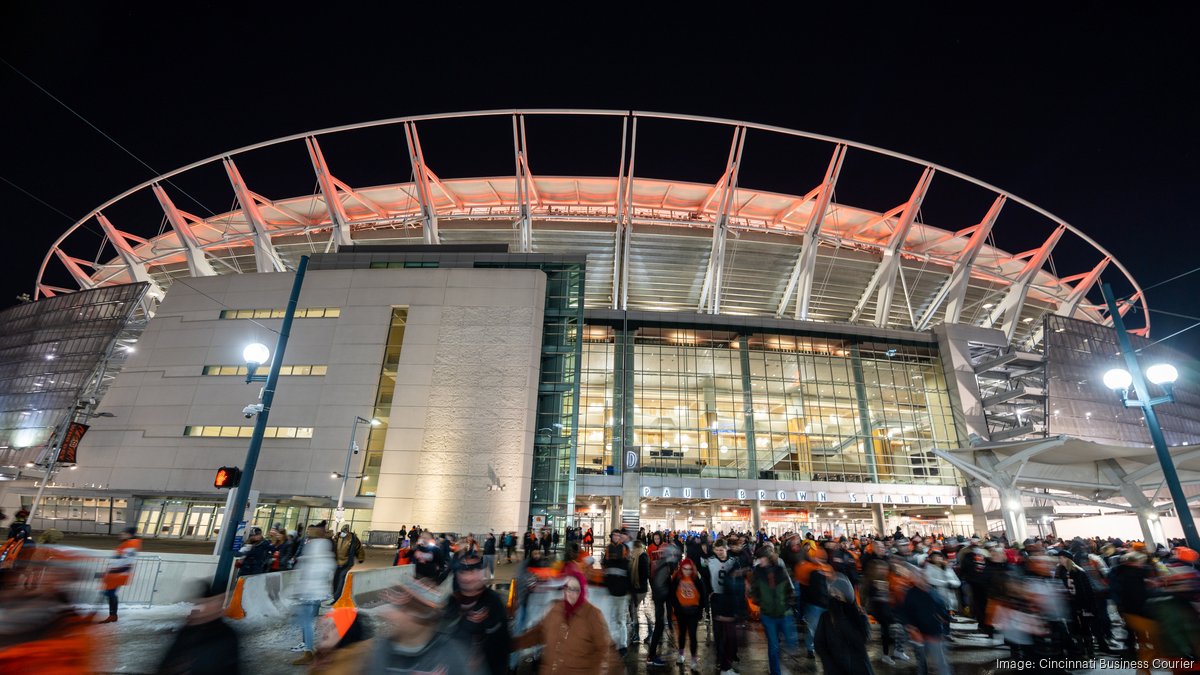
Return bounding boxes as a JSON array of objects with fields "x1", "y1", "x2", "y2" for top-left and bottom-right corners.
[
  {"x1": 359, "y1": 308, "x2": 409, "y2": 496},
  {"x1": 578, "y1": 326, "x2": 960, "y2": 485},
  {"x1": 1045, "y1": 315, "x2": 1200, "y2": 446}
]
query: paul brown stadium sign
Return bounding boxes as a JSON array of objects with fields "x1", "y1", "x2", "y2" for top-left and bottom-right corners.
[{"x1": 640, "y1": 485, "x2": 965, "y2": 506}]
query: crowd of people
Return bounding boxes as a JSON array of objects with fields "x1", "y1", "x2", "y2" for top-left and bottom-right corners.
[{"x1": 2, "y1": 506, "x2": 1199, "y2": 674}]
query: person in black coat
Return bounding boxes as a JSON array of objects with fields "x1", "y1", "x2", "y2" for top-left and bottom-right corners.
[
  {"x1": 814, "y1": 574, "x2": 874, "y2": 675},
  {"x1": 156, "y1": 586, "x2": 241, "y2": 675},
  {"x1": 235, "y1": 528, "x2": 274, "y2": 576},
  {"x1": 449, "y1": 553, "x2": 510, "y2": 675}
]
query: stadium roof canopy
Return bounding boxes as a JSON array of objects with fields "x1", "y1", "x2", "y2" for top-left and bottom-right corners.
[{"x1": 35, "y1": 110, "x2": 1148, "y2": 349}]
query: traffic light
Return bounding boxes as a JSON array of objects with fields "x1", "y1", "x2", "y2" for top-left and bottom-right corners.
[{"x1": 214, "y1": 466, "x2": 242, "y2": 488}]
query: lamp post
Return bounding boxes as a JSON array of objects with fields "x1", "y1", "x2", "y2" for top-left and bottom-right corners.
[
  {"x1": 210, "y1": 255, "x2": 309, "y2": 595},
  {"x1": 1101, "y1": 282, "x2": 1200, "y2": 551},
  {"x1": 333, "y1": 416, "x2": 379, "y2": 531}
]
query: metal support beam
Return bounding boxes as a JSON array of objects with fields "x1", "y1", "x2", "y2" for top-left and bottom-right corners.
[
  {"x1": 152, "y1": 183, "x2": 217, "y2": 277},
  {"x1": 53, "y1": 249, "x2": 96, "y2": 289},
  {"x1": 612, "y1": 115, "x2": 637, "y2": 310},
  {"x1": 848, "y1": 167, "x2": 935, "y2": 326},
  {"x1": 984, "y1": 224, "x2": 1066, "y2": 341},
  {"x1": 696, "y1": 127, "x2": 746, "y2": 314},
  {"x1": 96, "y1": 213, "x2": 164, "y2": 298},
  {"x1": 1025, "y1": 256, "x2": 1111, "y2": 349},
  {"x1": 222, "y1": 158, "x2": 286, "y2": 273},
  {"x1": 776, "y1": 144, "x2": 847, "y2": 319},
  {"x1": 402, "y1": 121, "x2": 441, "y2": 245},
  {"x1": 917, "y1": 195, "x2": 1006, "y2": 330},
  {"x1": 1127, "y1": 447, "x2": 1200, "y2": 484},
  {"x1": 512, "y1": 115, "x2": 535, "y2": 252},
  {"x1": 304, "y1": 136, "x2": 352, "y2": 248},
  {"x1": 990, "y1": 436, "x2": 1069, "y2": 473}
]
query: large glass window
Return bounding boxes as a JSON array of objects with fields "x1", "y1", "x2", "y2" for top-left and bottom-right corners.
[
  {"x1": 578, "y1": 326, "x2": 961, "y2": 485},
  {"x1": 358, "y1": 308, "x2": 408, "y2": 496}
]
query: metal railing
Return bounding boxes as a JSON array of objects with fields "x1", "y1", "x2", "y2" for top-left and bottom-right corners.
[
  {"x1": 55, "y1": 554, "x2": 163, "y2": 608},
  {"x1": 363, "y1": 530, "x2": 400, "y2": 548}
]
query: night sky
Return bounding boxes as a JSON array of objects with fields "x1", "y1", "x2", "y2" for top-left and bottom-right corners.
[{"x1": 3, "y1": 5, "x2": 1198, "y2": 360}]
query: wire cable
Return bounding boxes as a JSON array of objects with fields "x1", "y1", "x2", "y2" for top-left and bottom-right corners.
[{"x1": 1, "y1": 57, "x2": 216, "y2": 218}]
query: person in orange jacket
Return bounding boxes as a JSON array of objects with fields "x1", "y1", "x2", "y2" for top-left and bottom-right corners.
[{"x1": 99, "y1": 526, "x2": 141, "y2": 623}]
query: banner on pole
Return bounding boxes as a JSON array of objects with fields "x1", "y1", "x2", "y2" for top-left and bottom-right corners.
[{"x1": 58, "y1": 422, "x2": 89, "y2": 464}]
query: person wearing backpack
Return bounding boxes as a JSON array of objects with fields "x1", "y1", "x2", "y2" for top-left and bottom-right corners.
[{"x1": 668, "y1": 557, "x2": 707, "y2": 671}]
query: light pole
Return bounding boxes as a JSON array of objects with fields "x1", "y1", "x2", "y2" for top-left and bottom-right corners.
[
  {"x1": 210, "y1": 255, "x2": 309, "y2": 594},
  {"x1": 333, "y1": 416, "x2": 379, "y2": 531},
  {"x1": 1101, "y1": 282, "x2": 1200, "y2": 551}
]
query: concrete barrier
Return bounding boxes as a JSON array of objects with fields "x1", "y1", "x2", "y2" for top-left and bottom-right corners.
[
  {"x1": 224, "y1": 570, "x2": 294, "y2": 621},
  {"x1": 333, "y1": 564, "x2": 415, "y2": 609}
]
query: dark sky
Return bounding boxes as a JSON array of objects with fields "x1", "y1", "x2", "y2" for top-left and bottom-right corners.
[{"x1": 2, "y1": 4, "x2": 1199, "y2": 358}]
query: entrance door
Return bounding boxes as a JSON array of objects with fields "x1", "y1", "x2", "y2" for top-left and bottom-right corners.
[{"x1": 186, "y1": 505, "x2": 217, "y2": 539}]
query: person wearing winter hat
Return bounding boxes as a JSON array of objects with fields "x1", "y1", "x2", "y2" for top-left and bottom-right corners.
[
  {"x1": 669, "y1": 557, "x2": 707, "y2": 671},
  {"x1": 357, "y1": 575, "x2": 468, "y2": 672},
  {"x1": 814, "y1": 574, "x2": 873, "y2": 675},
  {"x1": 513, "y1": 567, "x2": 616, "y2": 674},
  {"x1": 449, "y1": 552, "x2": 510, "y2": 675}
]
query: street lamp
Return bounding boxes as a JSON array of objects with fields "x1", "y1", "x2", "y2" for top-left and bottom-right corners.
[
  {"x1": 333, "y1": 416, "x2": 380, "y2": 531},
  {"x1": 1101, "y1": 282, "x2": 1199, "y2": 550},
  {"x1": 209, "y1": 256, "x2": 310, "y2": 595}
]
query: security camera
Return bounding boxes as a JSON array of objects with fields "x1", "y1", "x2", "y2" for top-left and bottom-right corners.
[{"x1": 242, "y1": 403, "x2": 264, "y2": 419}]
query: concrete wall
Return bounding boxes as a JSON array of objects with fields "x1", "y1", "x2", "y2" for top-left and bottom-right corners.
[
  {"x1": 371, "y1": 267, "x2": 545, "y2": 535},
  {"x1": 51, "y1": 266, "x2": 544, "y2": 536}
]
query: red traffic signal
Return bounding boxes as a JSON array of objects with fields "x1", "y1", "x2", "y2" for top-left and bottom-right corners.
[{"x1": 214, "y1": 466, "x2": 242, "y2": 489}]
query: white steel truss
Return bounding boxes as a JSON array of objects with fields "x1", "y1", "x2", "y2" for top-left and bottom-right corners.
[
  {"x1": 403, "y1": 122, "x2": 441, "y2": 245},
  {"x1": 848, "y1": 166, "x2": 935, "y2": 326},
  {"x1": 33, "y1": 110, "x2": 1149, "y2": 347},
  {"x1": 776, "y1": 144, "x2": 847, "y2": 320},
  {"x1": 983, "y1": 224, "x2": 1066, "y2": 342},
  {"x1": 151, "y1": 184, "x2": 217, "y2": 277},
  {"x1": 696, "y1": 126, "x2": 747, "y2": 314},
  {"x1": 612, "y1": 115, "x2": 638, "y2": 310},
  {"x1": 917, "y1": 195, "x2": 1006, "y2": 330}
]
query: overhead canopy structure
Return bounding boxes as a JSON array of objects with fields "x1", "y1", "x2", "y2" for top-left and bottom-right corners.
[
  {"x1": 934, "y1": 436, "x2": 1200, "y2": 544},
  {"x1": 34, "y1": 110, "x2": 1148, "y2": 349}
]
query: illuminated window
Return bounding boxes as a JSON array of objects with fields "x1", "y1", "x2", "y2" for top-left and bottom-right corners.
[
  {"x1": 202, "y1": 365, "x2": 327, "y2": 376},
  {"x1": 184, "y1": 426, "x2": 313, "y2": 438},
  {"x1": 219, "y1": 307, "x2": 341, "y2": 319}
]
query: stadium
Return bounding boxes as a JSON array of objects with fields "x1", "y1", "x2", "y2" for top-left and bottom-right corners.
[{"x1": 1, "y1": 110, "x2": 1196, "y2": 545}]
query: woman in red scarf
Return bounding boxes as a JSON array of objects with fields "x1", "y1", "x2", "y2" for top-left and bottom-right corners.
[{"x1": 513, "y1": 567, "x2": 618, "y2": 674}]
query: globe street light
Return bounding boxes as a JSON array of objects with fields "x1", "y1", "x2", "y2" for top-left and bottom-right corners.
[{"x1": 1102, "y1": 282, "x2": 1199, "y2": 551}]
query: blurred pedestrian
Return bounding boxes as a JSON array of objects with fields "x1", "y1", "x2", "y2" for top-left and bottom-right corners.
[
  {"x1": 290, "y1": 522, "x2": 334, "y2": 665},
  {"x1": 155, "y1": 582, "x2": 242, "y2": 675},
  {"x1": 364, "y1": 576, "x2": 469, "y2": 671},
  {"x1": 814, "y1": 574, "x2": 873, "y2": 675},
  {"x1": 449, "y1": 552, "x2": 510, "y2": 675},
  {"x1": 512, "y1": 567, "x2": 617, "y2": 674},
  {"x1": 750, "y1": 544, "x2": 797, "y2": 675},
  {"x1": 98, "y1": 526, "x2": 141, "y2": 623}
]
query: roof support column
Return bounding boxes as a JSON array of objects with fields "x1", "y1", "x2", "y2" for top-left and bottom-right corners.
[
  {"x1": 512, "y1": 115, "x2": 535, "y2": 253},
  {"x1": 918, "y1": 195, "x2": 1006, "y2": 330},
  {"x1": 97, "y1": 213, "x2": 164, "y2": 299},
  {"x1": 697, "y1": 126, "x2": 746, "y2": 314},
  {"x1": 222, "y1": 158, "x2": 286, "y2": 273},
  {"x1": 984, "y1": 225, "x2": 1066, "y2": 341},
  {"x1": 1099, "y1": 459, "x2": 1167, "y2": 548},
  {"x1": 612, "y1": 115, "x2": 637, "y2": 310},
  {"x1": 152, "y1": 184, "x2": 216, "y2": 277},
  {"x1": 848, "y1": 167, "x2": 935, "y2": 326},
  {"x1": 403, "y1": 122, "x2": 441, "y2": 245},
  {"x1": 1024, "y1": 256, "x2": 1111, "y2": 349},
  {"x1": 304, "y1": 137, "x2": 352, "y2": 248},
  {"x1": 776, "y1": 144, "x2": 846, "y2": 319}
]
